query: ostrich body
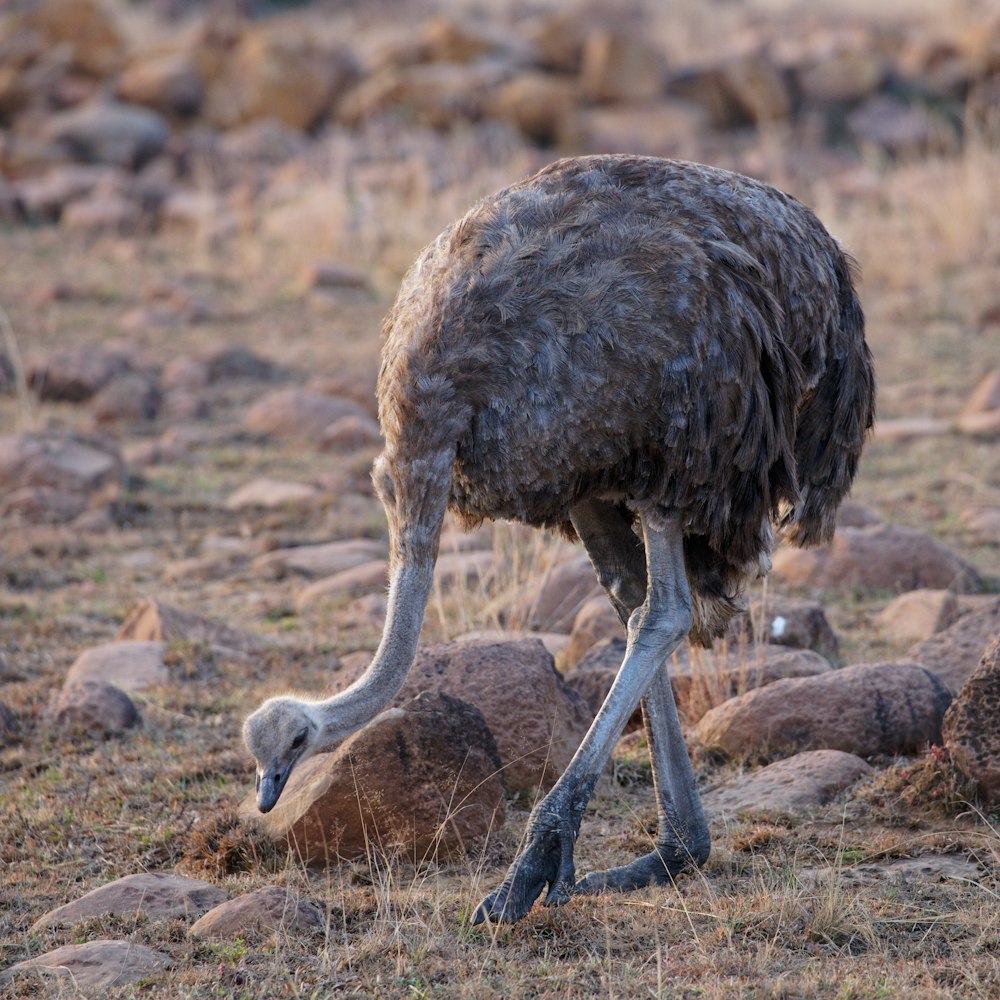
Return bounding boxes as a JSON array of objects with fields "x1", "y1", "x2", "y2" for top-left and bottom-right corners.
[{"x1": 244, "y1": 155, "x2": 875, "y2": 924}]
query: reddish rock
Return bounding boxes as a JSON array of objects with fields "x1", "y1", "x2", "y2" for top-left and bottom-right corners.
[
  {"x1": 564, "y1": 596, "x2": 623, "y2": 668},
  {"x1": 189, "y1": 887, "x2": 324, "y2": 938},
  {"x1": 487, "y1": 72, "x2": 580, "y2": 144},
  {"x1": 580, "y1": 29, "x2": 666, "y2": 103},
  {"x1": 695, "y1": 662, "x2": 953, "y2": 759},
  {"x1": 956, "y1": 409, "x2": 1000, "y2": 438},
  {"x1": 961, "y1": 370, "x2": 1000, "y2": 416},
  {"x1": 19, "y1": 0, "x2": 125, "y2": 78},
  {"x1": 91, "y1": 372, "x2": 161, "y2": 423},
  {"x1": 246, "y1": 691, "x2": 504, "y2": 862},
  {"x1": 225, "y1": 478, "x2": 320, "y2": 511},
  {"x1": 202, "y1": 345, "x2": 276, "y2": 383},
  {"x1": 733, "y1": 595, "x2": 838, "y2": 657},
  {"x1": 298, "y1": 261, "x2": 369, "y2": 292},
  {"x1": 296, "y1": 560, "x2": 389, "y2": 611},
  {"x1": 837, "y1": 501, "x2": 881, "y2": 528},
  {"x1": 320, "y1": 414, "x2": 382, "y2": 451},
  {"x1": 29, "y1": 345, "x2": 132, "y2": 401},
  {"x1": 702, "y1": 749, "x2": 873, "y2": 815},
  {"x1": 909, "y1": 600, "x2": 1000, "y2": 691},
  {"x1": 0, "y1": 940, "x2": 172, "y2": 991},
  {"x1": 65, "y1": 640, "x2": 168, "y2": 692},
  {"x1": 62, "y1": 190, "x2": 141, "y2": 233},
  {"x1": 117, "y1": 50, "x2": 204, "y2": 117},
  {"x1": 873, "y1": 417, "x2": 951, "y2": 443},
  {"x1": 31, "y1": 873, "x2": 227, "y2": 930},
  {"x1": 243, "y1": 388, "x2": 366, "y2": 440},
  {"x1": 502, "y1": 553, "x2": 601, "y2": 632},
  {"x1": 252, "y1": 539, "x2": 386, "y2": 580},
  {"x1": 51, "y1": 680, "x2": 139, "y2": 736},
  {"x1": 116, "y1": 598, "x2": 265, "y2": 653},
  {"x1": 566, "y1": 101, "x2": 705, "y2": 158},
  {"x1": 771, "y1": 524, "x2": 981, "y2": 594},
  {"x1": 943, "y1": 639, "x2": 1000, "y2": 805},
  {"x1": 877, "y1": 589, "x2": 960, "y2": 645}
]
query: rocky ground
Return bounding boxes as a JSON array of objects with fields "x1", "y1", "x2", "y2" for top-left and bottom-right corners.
[{"x1": 1, "y1": 0, "x2": 1000, "y2": 996}]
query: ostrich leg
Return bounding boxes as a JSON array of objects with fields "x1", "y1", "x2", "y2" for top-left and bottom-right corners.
[
  {"x1": 571, "y1": 499, "x2": 711, "y2": 894},
  {"x1": 473, "y1": 507, "x2": 692, "y2": 925}
]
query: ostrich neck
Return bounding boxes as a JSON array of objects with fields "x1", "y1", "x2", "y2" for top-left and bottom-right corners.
[{"x1": 317, "y1": 559, "x2": 433, "y2": 743}]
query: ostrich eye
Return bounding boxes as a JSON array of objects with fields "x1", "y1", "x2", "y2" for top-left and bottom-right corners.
[{"x1": 291, "y1": 731, "x2": 307, "y2": 751}]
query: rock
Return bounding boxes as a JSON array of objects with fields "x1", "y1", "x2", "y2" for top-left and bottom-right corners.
[
  {"x1": 564, "y1": 596, "x2": 623, "y2": 668},
  {"x1": 422, "y1": 16, "x2": 535, "y2": 66},
  {"x1": 218, "y1": 118, "x2": 309, "y2": 166},
  {"x1": 225, "y1": 478, "x2": 320, "y2": 511},
  {"x1": 695, "y1": 662, "x2": 953, "y2": 759},
  {"x1": 44, "y1": 100, "x2": 170, "y2": 170},
  {"x1": 873, "y1": 417, "x2": 951, "y2": 443},
  {"x1": 847, "y1": 95, "x2": 954, "y2": 159},
  {"x1": 246, "y1": 691, "x2": 504, "y2": 862},
  {"x1": 252, "y1": 539, "x2": 386, "y2": 579},
  {"x1": 837, "y1": 500, "x2": 881, "y2": 528},
  {"x1": 795, "y1": 42, "x2": 888, "y2": 104},
  {"x1": 702, "y1": 750, "x2": 873, "y2": 815},
  {"x1": 243, "y1": 388, "x2": 366, "y2": 440},
  {"x1": 580, "y1": 30, "x2": 666, "y2": 103},
  {"x1": 162, "y1": 356, "x2": 210, "y2": 391},
  {"x1": 91, "y1": 372, "x2": 161, "y2": 423},
  {"x1": 502, "y1": 553, "x2": 601, "y2": 632},
  {"x1": 15, "y1": 165, "x2": 120, "y2": 222},
  {"x1": 0, "y1": 940, "x2": 172, "y2": 991},
  {"x1": 961, "y1": 370, "x2": 1000, "y2": 416},
  {"x1": 320, "y1": 415, "x2": 383, "y2": 451},
  {"x1": 19, "y1": 0, "x2": 124, "y2": 78},
  {"x1": 909, "y1": 600, "x2": 1000, "y2": 691},
  {"x1": 29, "y1": 344, "x2": 133, "y2": 401},
  {"x1": 733, "y1": 595, "x2": 839, "y2": 657},
  {"x1": 0, "y1": 433, "x2": 123, "y2": 520},
  {"x1": 117, "y1": 51, "x2": 204, "y2": 117},
  {"x1": 771, "y1": 525, "x2": 981, "y2": 594},
  {"x1": 51, "y1": 680, "x2": 139, "y2": 736},
  {"x1": 433, "y1": 550, "x2": 495, "y2": 591},
  {"x1": 523, "y1": 9, "x2": 590, "y2": 73},
  {"x1": 943, "y1": 639, "x2": 1000, "y2": 805},
  {"x1": 877, "y1": 589, "x2": 960, "y2": 645},
  {"x1": 116, "y1": 598, "x2": 264, "y2": 653},
  {"x1": 65, "y1": 640, "x2": 168, "y2": 692},
  {"x1": 202, "y1": 345, "x2": 276, "y2": 383},
  {"x1": 956, "y1": 409, "x2": 1000, "y2": 438},
  {"x1": 566, "y1": 100, "x2": 705, "y2": 158},
  {"x1": 62, "y1": 189, "x2": 141, "y2": 233},
  {"x1": 298, "y1": 261, "x2": 369, "y2": 292},
  {"x1": 961, "y1": 507, "x2": 1000, "y2": 539},
  {"x1": 189, "y1": 887, "x2": 324, "y2": 938},
  {"x1": 486, "y1": 72, "x2": 579, "y2": 144},
  {"x1": 296, "y1": 560, "x2": 389, "y2": 611},
  {"x1": 31, "y1": 873, "x2": 227, "y2": 931},
  {"x1": 453, "y1": 629, "x2": 570, "y2": 662},
  {"x1": 0, "y1": 700, "x2": 19, "y2": 742},
  {"x1": 567, "y1": 638, "x2": 832, "y2": 725},
  {"x1": 328, "y1": 637, "x2": 590, "y2": 795}
]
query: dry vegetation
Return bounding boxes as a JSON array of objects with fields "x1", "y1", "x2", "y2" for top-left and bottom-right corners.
[{"x1": 2, "y1": 0, "x2": 1000, "y2": 996}]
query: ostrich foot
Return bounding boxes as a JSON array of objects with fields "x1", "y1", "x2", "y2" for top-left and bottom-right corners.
[
  {"x1": 575, "y1": 839, "x2": 708, "y2": 895},
  {"x1": 472, "y1": 809, "x2": 580, "y2": 924}
]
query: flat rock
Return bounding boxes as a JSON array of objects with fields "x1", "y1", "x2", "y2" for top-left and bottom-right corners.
[
  {"x1": 243, "y1": 388, "x2": 366, "y2": 440},
  {"x1": 695, "y1": 662, "x2": 953, "y2": 759},
  {"x1": 225, "y1": 478, "x2": 320, "y2": 510},
  {"x1": 0, "y1": 940, "x2": 172, "y2": 991},
  {"x1": 877, "y1": 589, "x2": 959, "y2": 645},
  {"x1": 252, "y1": 539, "x2": 386, "y2": 579},
  {"x1": 943, "y1": 638, "x2": 1000, "y2": 805},
  {"x1": 189, "y1": 887, "x2": 325, "y2": 938},
  {"x1": 51, "y1": 680, "x2": 139, "y2": 736},
  {"x1": 771, "y1": 524, "x2": 981, "y2": 594},
  {"x1": 245, "y1": 691, "x2": 504, "y2": 863},
  {"x1": 31, "y1": 872, "x2": 228, "y2": 930},
  {"x1": 116, "y1": 597, "x2": 265, "y2": 652},
  {"x1": 502, "y1": 553, "x2": 602, "y2": 632},
  {"x1": 296, "y1": 559, "x2": 389, "y2": 611},
  {"x1": 330, "y1": 638, "x2": 591, "y2": 796},
  {"x1": 732, "y1": 595, "x2": 838, "y2": 657},
  {"x1": 799, "y1": 854, "x2": 982, "y2": 889},
  {"x1": 0, "y1": 432, "x2": 123, "y2": 498},
  {"x1": 703, "y1": 750, "x2": 873, "y2": 816},
  {"x1": 65, "y1": 640, "x2": 168, "y2": 691},
  {"x1": 908, "y1": 600, "x2": 1000, "y2": 691},
  {"x1": 567, "y1": 638, "x2": 832, "y2": 725},
  {"x1": 45, "y1": 99, "x2": 169, "y2": 169}
]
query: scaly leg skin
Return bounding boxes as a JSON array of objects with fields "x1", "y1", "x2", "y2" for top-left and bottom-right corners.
[
  {"x1": 570, "y1": 500, "x2": 711, "y2": 895},
  {"x1": 473, "y1": 506, "x2": 692, "y2": 925}
]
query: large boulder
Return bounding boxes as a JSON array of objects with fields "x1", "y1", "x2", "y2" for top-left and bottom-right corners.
[
  {"x1": 771, "y1": 525, "x2": 981, "y2": 594},
  {"x1": 245, "y1": 691, "x2": 505, "y2": 863},
  {"x1": 695, "y1": 662, "x2": 953, "y2": 759},
  {"x1": 943, "y1": 639, "x2": 1000, "y2": 805},
  {"x1": 0, "y1": 940, "x2": 171, "y2": 991},
  {"x1": 702, "y1": 749, "x2": 873, "y2": 816},
  {"x1": 908, "y1": 600, "x2": 1000, "y2": 691},
  {"x1": 877, "y1": 589, "x2": 960, "y2": 645},
  {"x1": 31, "y1": 873, "x2": 227, "y2": 930}
]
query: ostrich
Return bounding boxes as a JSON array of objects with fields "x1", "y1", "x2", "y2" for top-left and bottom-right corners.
[{"x1": 244, "y1": 155, "x2": 875, "y2": 924}]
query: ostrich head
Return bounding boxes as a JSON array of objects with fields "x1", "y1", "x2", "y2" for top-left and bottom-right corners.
[{"x1": 243, "y1": 696, "x2": 323, "y2": 812}]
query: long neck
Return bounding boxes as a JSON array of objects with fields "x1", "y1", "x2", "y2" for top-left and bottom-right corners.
[{"x1": 317, "y1": 558, "x2": 434, "y2": 742}]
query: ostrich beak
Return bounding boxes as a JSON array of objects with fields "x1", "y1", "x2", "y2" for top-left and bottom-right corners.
[{"x1": 256, "y1": 768, "x2": 289, "y2": 813}]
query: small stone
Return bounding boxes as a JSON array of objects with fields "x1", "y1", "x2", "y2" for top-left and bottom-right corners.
[
  {"x1": 0, "y1": 700, "x2": 19, "y2": 742},
  {"x1": 836, "y1": 501, "x2": 882, "y2": 528},
  {"x1": 0, "y1": 940, "x2": 172, "y2": 991},
  {"x1": 65, "y1": 640, "x2": 168, "y2": 692},
  {"x1": 116, "y1": 598, "x2": 265, "y2": 653},
  {"x1": 961, "y1": 507, "x2": 1000, "y2": 539},
  {"x1": 91, "y1": 372, "x2": 161, "y2": 424},
  {"x1": 566, "y1": 101, "x2": 705, "y2": 158},
  {"x1": 695, "y1": 661, "x2": 953, "y2": 759},
  {"x1": 244, "y1": 691, "x2": 504, "y2": 862},
  {"x1": 44, "y1": 99, "x2": 170, "y2": 170},
  {"x1": 909, "y1": 599, "x2": 1000, "y2": 691},
  {"x1": 51, "y1": 680, "x2": 138, "y2": 736},
  {"x1": 877, "y1": 589, "x2": 960, "y2": 645},
  {"x1": 243, "y1": 388, "x2": 366, "y2": 440},
  {"x1": 189, "y1": 887, "x2": 325, "y2": 938},
  {"x1": 703, "y1": 749, "x2": 873, "y2": 816},
  {"x1": 252, "y1": 539, "x2": 386, "y2": 579},
  {"x1": 162, "y1": 356, "x2": 210, "y2": 390},
  {"x1": 225, "y1": 478, "x2": 320, "y2": 511},
  {"x1": 486, "y1": 72, "x2": 580, "y2": 144},
  {"x1": 29, "y1": 345, "x2": 132, "y2": 401},
  {"x1": 956, "y1": 409, "x2": 1000, "y2": 438},
  {"x1": 31, "y1": 873, "x2": 228, "y2": 930},
  {"x1": 298, "y1": 261, "x2": 369, "y2": 292},
  {"x1": 320, "y1": 415, "x2": 382, "y2": 451},
  {"x1": 943, "y1": 639, "x2": 1000, "y2": 805},
  {"x1": 771, "y1": 524, "x2": 981, "y2": 594},
  {"x1": 961, "y1": 370, "x2": 1000, "y2": 416}
]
